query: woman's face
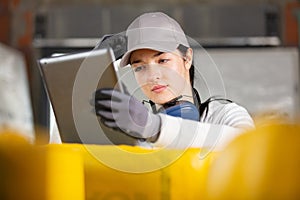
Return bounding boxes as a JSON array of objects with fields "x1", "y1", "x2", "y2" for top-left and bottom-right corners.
[{"x1": 129, "y1": 48, "x2": 192, "y2": 104}]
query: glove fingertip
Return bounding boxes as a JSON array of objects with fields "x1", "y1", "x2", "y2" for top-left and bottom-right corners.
[
  {"x1": 96, "y1": 110, "x2": 103, "y2": 116},
  {"x1": 99, "y1": 88, "x2": 114, "y2": 94}
]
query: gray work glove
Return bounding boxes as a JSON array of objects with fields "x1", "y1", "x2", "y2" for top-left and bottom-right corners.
[{"x1": 94, "y1": 89, "x2": 161, "y2": 140}]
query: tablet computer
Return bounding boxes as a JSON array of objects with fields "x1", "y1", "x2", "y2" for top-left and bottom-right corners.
[{"x1": 39, "y1": 48, "x2": 135, "y2": 145}]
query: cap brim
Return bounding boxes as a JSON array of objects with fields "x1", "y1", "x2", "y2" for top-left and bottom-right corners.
[{"x1": 119, "y1": 41, "x2": 178, "y2": 68}]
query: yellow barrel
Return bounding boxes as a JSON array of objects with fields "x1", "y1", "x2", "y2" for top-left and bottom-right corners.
[
  {"x1": 0, "y1": 130, "x2": 85, "y2": 200},
  {"x1": 80, "y1": 145, "x2": 217, "y2": 200},
  {"x1": 203, "y1": 124, "x2": 300, "y2": 200},
  {"x1": 0, "y1": 130, "x2": 217, "y2": 200}
]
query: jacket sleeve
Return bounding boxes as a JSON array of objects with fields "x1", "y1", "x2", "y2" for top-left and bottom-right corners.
[
  {"x1": 151, "y1": 103, "x2": 254, "y2": 150},
  {"x1": 151, "y1": 114, "x2": 244, "y2": 150}
]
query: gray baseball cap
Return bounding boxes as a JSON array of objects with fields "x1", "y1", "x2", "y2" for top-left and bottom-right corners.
[{"x1": 119, "y1": 12, "x2": 190, "y2": 67}]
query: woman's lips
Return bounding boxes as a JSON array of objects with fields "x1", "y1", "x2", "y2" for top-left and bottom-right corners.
[{"x1": 151, "y1": 85, "x2": 167, "y2": 93}]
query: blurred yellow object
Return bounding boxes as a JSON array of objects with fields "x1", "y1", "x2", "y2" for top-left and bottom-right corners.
[
  {"x1": 0, "y1": 130, "x2": 218, "y2": 200},
  {"x1": 204, "y1": 124, "x2": 300, "y2": 200},
  {"x1": 44, "y1": 145, "x2": 85, "y2": 200},
  {"x1": 0, "y1": 131, "x2": 85, "y2": 200},
  {"x1": 81, "y1": 145, "x2": 217, "y2": 200}
]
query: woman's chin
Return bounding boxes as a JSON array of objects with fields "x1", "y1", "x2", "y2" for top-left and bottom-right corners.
[{"x1": 151, "y1": 96, "x2": 178, "y2": 105}]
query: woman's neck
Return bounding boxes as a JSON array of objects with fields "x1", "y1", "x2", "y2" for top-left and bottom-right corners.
[{"x1": 154, "y1": 86, "x2": 194, "y2": 111}]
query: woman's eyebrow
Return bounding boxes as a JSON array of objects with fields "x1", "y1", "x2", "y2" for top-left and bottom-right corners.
[
  {"x1": 153, "y1": 52, "x2": 164, "y2": 58},
  {"x1": 131, "y1": 59, "x2": 142, "y2": 65}
]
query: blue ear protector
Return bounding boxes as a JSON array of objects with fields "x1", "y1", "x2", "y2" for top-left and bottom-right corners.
[
  {"x1": 148, "y1": 95, "x2": 200, "y2": 121},
  {"x1": 158, "y1": 100, "x2": 200, "y2": 121}
]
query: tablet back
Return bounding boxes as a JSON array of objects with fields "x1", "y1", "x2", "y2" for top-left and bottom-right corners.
[{"x1": 39, "y1": 48, "x2": 135, "y2": 145}]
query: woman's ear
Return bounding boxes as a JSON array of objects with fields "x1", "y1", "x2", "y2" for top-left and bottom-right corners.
[{"x1": 184, "y1": 48, "x2": 193, "y2": 70}]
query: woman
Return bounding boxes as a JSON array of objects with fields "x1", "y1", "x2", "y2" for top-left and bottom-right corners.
[{"x1": 95, "y1": 12, "x2": 254, "y2": 149}]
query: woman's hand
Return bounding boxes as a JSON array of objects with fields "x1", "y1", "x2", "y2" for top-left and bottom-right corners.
[{"x1": 94, "y1": 89, "x2": 161, "y2": 140}]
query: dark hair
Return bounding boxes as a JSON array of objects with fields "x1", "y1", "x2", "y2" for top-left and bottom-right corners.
[
  {"x1": 177, "y1": 44, "x2": 195, "y2": 86},
  {"x1": 177, "y1": 44, "x2": 232, "y2": 118},
  {"x1": 177, "y1": 44, "x2": 200, "y2": 109}
]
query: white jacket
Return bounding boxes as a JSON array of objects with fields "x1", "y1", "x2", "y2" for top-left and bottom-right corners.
[
  {"x1": 50, "y1": 100, "x2": 254, "y2": 149},
  {"x1": 138, "y1": 101, "x2": 254, "y2": 150}
]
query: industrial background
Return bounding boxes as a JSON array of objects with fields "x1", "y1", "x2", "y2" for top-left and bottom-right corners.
[{"x1": 1, "y1": 0, "x2": 300, "y2": 139}]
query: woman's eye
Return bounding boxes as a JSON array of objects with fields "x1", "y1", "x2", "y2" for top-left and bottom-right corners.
[
  {"x1": 133, "y1": 65, "x2": 145, "y2": 73},
  {"x1": 158, "y1": 59, "x2": 169, "y2": 64}
]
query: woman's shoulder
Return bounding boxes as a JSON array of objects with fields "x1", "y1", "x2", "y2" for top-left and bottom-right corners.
[
  {"x1": 200, "y1": 98, "x2": 255, "y2": 129},
  {"x1": 199, "y1": 97, "x2": 232, "y2": 117}
]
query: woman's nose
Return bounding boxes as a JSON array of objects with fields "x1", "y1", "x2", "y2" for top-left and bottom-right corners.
[{"x1": 147, "y1": 64, "x2": 162, "y2": 81}]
